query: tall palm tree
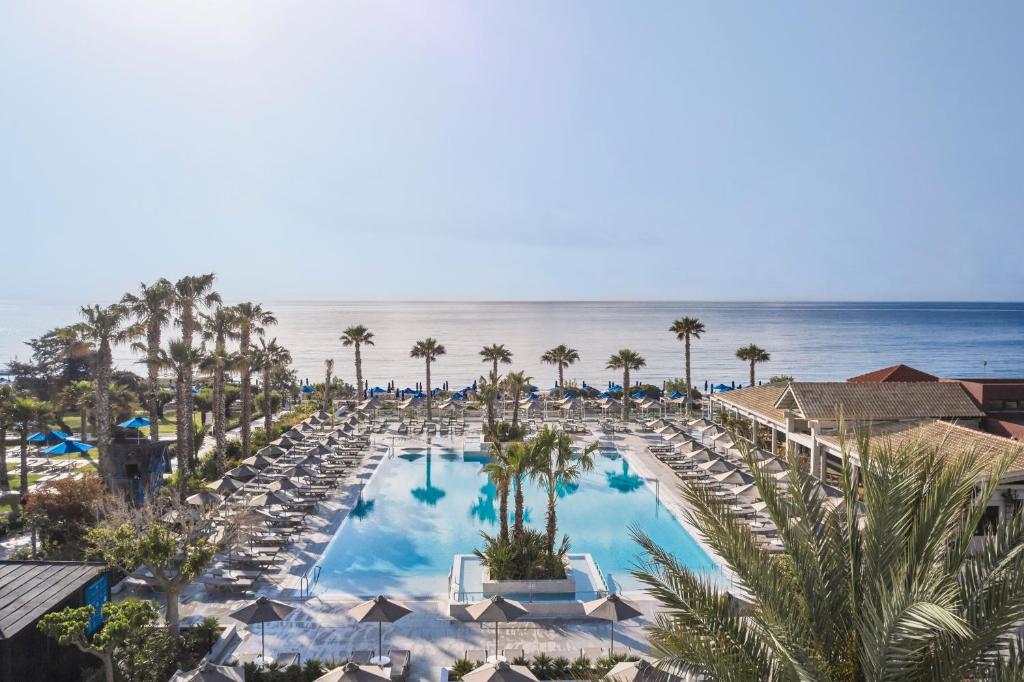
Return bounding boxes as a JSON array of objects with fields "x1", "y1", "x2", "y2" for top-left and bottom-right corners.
[
  {"x1": 172, "y1": 275, "x2": 220, "y2": 457},
  {"x1": 735, "y1": 343, "x2": 770, "y2": 387},
  {"x1": 122, "y1": 279, "x2": 174, "y2": 442},
  {"x1": 59, "y1": 380, "x2": 93, "y2": 441},
  {"x1": 502, "y1": 371, "x2": 532, "y2": 430},
  {"x1": 476, "y1": 375, "x2": 499, "y2": 440},
  {"x1": 201, "y1": 306, "x2": 239, "y2": 474},
  {"x1": 152, "y1": 341, "x2": 207, "y2": 498},
  {"x1": 254, "y1": 338, "x2": 292, "y2": 437},
  {"x1": 233, "y1": 303, "x2": 276, "y2": 457},
  {"x1": 669, "y1": 317, "x2": 705, "y2": 415},
  {"x1": 481, "y1": 441, "x2": 512, "y2": 543},
  {"x1": 530, "y1": 427, "x2": 597, "y2": 554},
  {"x1": 77, "y1": 303, "x2": 133, "y2": 477},
  {"x1": 479, "y1": 344, "x2": 513, "y2": 382},
  {"x1": 505, "y1": 441, "x2": 535, "y2": 542},
  {"x1": 340, "y1": 325, "x2": 375, "y2": 397},
  {"x1": 541, "y1": 345, "x2": 579, "y2": 397},
  {"x1": 0, "y1": 385, "x2": 14, "y2": 490},
  {"x1": 323, "y1": 358, "x2": 335, "y2": 413},
  {"x1": 11, "y1": 397, "x2": 51, "y2": 495},
  {"x1": 606, "y1": 349, "x2": 646, "y2": 421},
  {"x1": 632, "y1": 433, "x2": 1024, "y2": 681},
  {"x1": 410, "y1": 338, "x2": 445, "y2": 421}
]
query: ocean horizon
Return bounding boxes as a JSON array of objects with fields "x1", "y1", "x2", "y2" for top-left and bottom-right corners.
[{"x1": 3, "y1": 300, "x2": 1022, "y2": 388}]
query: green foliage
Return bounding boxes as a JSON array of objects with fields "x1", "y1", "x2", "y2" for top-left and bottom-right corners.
[
  {"x1": 448, "y1": 658, "x2": 478, "y2": 680},
  {"x1": 767, "y1": 375, "x2": 795, "y2": 384},
  {"x1": 489, "y1": 421, "x2": 527, "y2": 443},
  {"x1": 243, "y1": 658, "x2": 337, "y2": 681},
  {"x1": 474, "y1": 528, "x2": 568, "y2": 580},
  {"x1": 87, "y1": 522, "x2": 215, "y2": 584}
]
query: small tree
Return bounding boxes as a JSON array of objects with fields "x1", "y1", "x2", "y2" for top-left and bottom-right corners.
[
  {"x1": 86, "y1": 499, "x2": 217, "y2": 632},
  {"x1": 38, "y1": 598, "x2": 159, "y2": 682}
]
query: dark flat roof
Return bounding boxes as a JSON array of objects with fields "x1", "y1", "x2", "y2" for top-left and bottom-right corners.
[{"x1": 0, "y1": 561, "x2": 106, "y2": 639}]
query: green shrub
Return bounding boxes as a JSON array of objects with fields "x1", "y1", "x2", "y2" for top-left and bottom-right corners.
[
  {"x1": 569, "y1": 655, "x2": 592, "y2": 677},
  {"x1": 448, "y1": 658, "x2": 478, "y2": 681}
]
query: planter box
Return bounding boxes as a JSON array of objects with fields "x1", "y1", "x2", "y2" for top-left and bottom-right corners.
[{"x1": 480, "y1": 563, "x2": 575, "y2": 597}]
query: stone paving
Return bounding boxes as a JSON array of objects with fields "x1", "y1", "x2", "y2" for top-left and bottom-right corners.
[{"x1": 179, "y1": 416, "x2": 722, "y2": 680}]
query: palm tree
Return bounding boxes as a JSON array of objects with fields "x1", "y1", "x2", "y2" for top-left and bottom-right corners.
[
  {"x1": 476, "y1": 375, "x2": 499, "y2": 440},
  {"x1": 505, "y1": 441, "x2": 535, "y2": 542},
  {"x1": 0, "y1": 385, "x2": 14, "y2": 490},
  {"x1": 502, "y1": 371, "x2": 532, "y2": 430},
  {"x1": 530, "y1": 427, "x2": 597, "y2": 554},
  {"x1": 340, "y1": 325, "x2": 375, "y2": 397},
  {"x1": 59, "y1": 380, "x2": 93, "y2": 441},
  {"x1": 122, "y1": 279, "x2": 174, "y2": 442},
  {"x1": 11, "y1": 397, "x2": 51, "y2": 495},
  {"x1": 606, "y1": 349, "x2": 646, "y2": 421},
  {"x1": 152, "y1": 341, "x2": 206, "y2": 498},
  {"x1": 735, "y1": 343, "x2": 770, "y2": 387},
  {"x1": 632, "y1": 433, "x2": 1024, "y2": 681},
  {"x1": 541, "y1": 345, "x2": 579, "y2": 397},
  {"x1": 77, "y1": 303, "x2": 133, "y2": 477},
  {"x1": 201, "y1": 306, "x2": 239, "y2": 474},
  {"x1": 480, "y1": 344, "x2": 513, "y2": 382},
  {"x1": 323, "y1": 358, "x2": 335, "y2": 414},
  {"x1": 233, "y1": 303, "x2": 276, "y2": 457},
  {"x1": 481, "y1": 441, "x2": 512, "y2": 542},
  {"x1": 669, "y1": 317, "x2": 704, "y2": 415},
  {"x1": 172, "y1": 275, "x2": 221, "y2": 457},
  {"x1": 410, "y1": 338, "x2": 445, "y2": 421},
  {"x1": 254, "y1": 338, "x2": 292, "y2": 437}
]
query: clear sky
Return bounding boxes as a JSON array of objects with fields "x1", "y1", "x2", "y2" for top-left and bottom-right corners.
[{"x1": 1, "y1": 1, "x2": 1022, "y2": 303}]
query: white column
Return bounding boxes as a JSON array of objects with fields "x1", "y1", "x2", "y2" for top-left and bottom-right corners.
[{"x1": 771, "y1": 427, "x2": 778, "y2": 454}]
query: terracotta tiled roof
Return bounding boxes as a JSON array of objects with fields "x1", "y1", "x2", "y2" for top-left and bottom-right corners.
[
  {"x1": 847, "y1": 364, "x2": 938, "y2": 383},
  {"x1": 710, "y1": 383, "x2": 788, "y2": 424},
  {"x1": 818, "y1": 419, "x2": 1024, "y2": 476},
  {"x1": 775, "y1": 382, "x2": 984, "y2": 421}
]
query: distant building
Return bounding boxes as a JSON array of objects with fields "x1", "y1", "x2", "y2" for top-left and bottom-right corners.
[
  {"x1": 100, "y1": 434, "x2": 170, "y2": 503},
  {"x1": 941, "y1": 378, "x2": 1024, "y2": 440},
  {"x1": 847, "y1": 363, "x2": 939, "y2": 383},
  {"x1": 0, "y1": 561, "x2": 110, "y2": 681}
]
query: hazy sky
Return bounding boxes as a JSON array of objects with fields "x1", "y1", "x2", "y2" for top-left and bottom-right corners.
[{"x1": 2, "y1": 2, "x2": 1022, "y2": 303}]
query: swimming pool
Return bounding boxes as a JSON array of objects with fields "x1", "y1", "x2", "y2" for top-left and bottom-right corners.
[{"x1": 312, "y1": 447, "x2": 717, "y2": 596}]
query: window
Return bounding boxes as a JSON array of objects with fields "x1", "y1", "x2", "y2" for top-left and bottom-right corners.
[{"x1": 975, "y1": 505, "x2": 1000, "y2": 536}]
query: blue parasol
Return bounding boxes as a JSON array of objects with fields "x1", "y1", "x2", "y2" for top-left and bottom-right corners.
[{"x1": 44, "y1": 439, "x2": 95, "y2": 455}]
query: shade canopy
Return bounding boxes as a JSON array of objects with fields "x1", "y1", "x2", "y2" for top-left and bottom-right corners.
[
  {"x1": 207, "y1": 477, "x2": 242, "y2": 494},
  {"x1": 247, "y1": 490, "x2": 294, "y2": 507},
  {"x1": 226, "y1": 464, "x2": 260, "y2": 480},
  {"x1": 185, "y1": 491, "x2": 223, "y2": 507},
  {"x1": 583, "y1": 593, "x2": 643, "y2": 622},
  {"x1": 462, "y1": 661, "x2": 539, "y2": 682},
  {"x1": 605, "y1": 660, "x2": 661, "y2": 682},
  {"x1": 27, "y1": 431, "x2": 70, "y2": 444},
  {"x1": 465, "y1": 595, "x2": 528, "y2": 623},
  {"x1": 43, "y1": 439, "x2": 94, "y2": 454},
  {"x1": 267, "y1": 478, "x2": 300, "y2": 492},
  {"x1": 313, "y1": 663, "x2": 391, "y2": 682},
  {"x1": 349, "y1": 595, "x2": 412, "y2": 623},
  {"x1": 172, "y1": 661, "x2": 245, "y2": 682},
  {"x1": 228, "y1": 595, "x2": 295, "y2": 625},
  {"x1": 242, "y1": 454, "x2": 274, "y2": 469},
  {"x1": 118, "y1": 417, "x2": 151, "y2": 429}
]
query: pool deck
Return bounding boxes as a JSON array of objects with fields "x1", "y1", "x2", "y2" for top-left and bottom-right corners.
[{"x1": 178, "y1": 420, "x2": 727, "y2": 680}]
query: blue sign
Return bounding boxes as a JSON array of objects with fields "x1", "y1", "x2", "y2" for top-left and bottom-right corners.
[{"x1": 84, "y1": 573, "x2": 109, "y2": 634}]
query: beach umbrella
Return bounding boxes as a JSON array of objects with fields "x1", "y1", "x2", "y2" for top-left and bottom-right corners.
[
  {"x1": 242, "y1": 454, "x2": 273, "y2": 469},
  {"x1": 228, "y1": 596, "x2": 295, "y2": 662},
  {"x1": 466, "y1": 596, "x2": 528, "y2": 657},
  {"x1": 185, "y1": 491, "x2": 223, "y2": 508},
  {"x1": 257, "y1": 445, "x2": 287, "y2": 458},
  {"x1": 117, "y1": 416, "x2": 151, "y2": 429},
  {"x1": 174, "y1": 661, "x2": 245, "y2": 682},
  {"x1": 605, "y1": 660, "x2": 658, "y2": 682},
  {"x1": 27, "y1": 430, "x2": 70, "y2": 444},
  {"x1": 248, "y1": 490, "x2": 294, "y2": 508},
  {"x1": 43, "y1": 439, "x2": 94, "y2": 455},
  {"x1": 583, "y1": 594, "x2": 643, "y2": 654},
  {"x1": 267, "y1": 477, "x2": 300, "y2": 493},
  {"x1": 348, "y1": 595, "x2": 413, "y2": 662},
  {"x1": 462, "y1": 661, "x2": 538, "y2": 682},
  {"x1": 314, "y1": 663, "x2": 390, "y2": 682},
  {"x1": 207, "y1": 477, "x2": 241, "y2": 494},
  {"x1": 226, "y1": 464, "x2": 259, "y2": 481}
]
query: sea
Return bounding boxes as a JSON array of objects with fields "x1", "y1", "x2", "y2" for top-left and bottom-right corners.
[{"x1": 2, "y1": 301, "x2": 1022, "y2": 389}]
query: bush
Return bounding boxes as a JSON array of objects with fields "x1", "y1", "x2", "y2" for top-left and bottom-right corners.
[
  {"x1": 474, "y1": 529, "x2": 568, "y2": 581},
  {"x1": 243, "y1": 658, "x2": 337, "y2": 681},
  {"x1": 448, "y1": 658, "x2": 478, "y2": 681}
]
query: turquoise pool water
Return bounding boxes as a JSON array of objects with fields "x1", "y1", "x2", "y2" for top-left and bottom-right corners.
[{"x1": 312, "y1": 448, "x2": 717, "y2": 596}]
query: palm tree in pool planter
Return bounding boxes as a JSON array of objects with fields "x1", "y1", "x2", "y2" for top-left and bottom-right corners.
[
  {"x1": 632, "y1": 432, "x2": 1024, "y2": 681},
  {"x1": 530, "y1": 427, "x2": 597, "y2": 554},
  {"x1": 410, "y1": 338, "x2": 445, "y2": 422},
  {"x1": 479, "y1": 344, "x2": 513, "y2": 382},
  {"x1": 481, "y1": 441, "x2": 512, "y2": 542},
  {"x1": 669, "y1": 317, "x2": 704, "y2": 415},
  {"x1": 606, "y1": 349, "x2": 646, "y2": 421},
  {"x1": 735, "y1": 343, "x2": 770, "y2": 387},
  {"x1": 341, "y1": 325, "x2": 375, "y2": 397},
  {"x1": 122, "y1": 278, "x2": 174, "y2": 443},
  {"x1": 541, "y1": 345, "x2": 579, "y2": 397},
  {"x1": 233, "y1": 303, "x2": 276, "y2": 457},
  {"x1": 505, "y1": 441, "x2": 536, "y2": 542}
]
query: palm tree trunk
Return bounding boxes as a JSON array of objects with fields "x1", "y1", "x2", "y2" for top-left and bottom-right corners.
[
  {"x1": 513, "y1": 474, "x2": 524, "y2": 541},
  {"x1": 622, "y1": 369, "x2": 631, "y2": 420},
  {"x1": 174, "y1": 373, "x2": 188, "y2": 498},
  {"x1": 425, "y1": 359, "x2": 432, "y2": 421},
  {"x1": 240, "y1": 329, "x2": 252, "y2": 457},
  {"x1": 147, "y1": 324, "x2": 161, "y2": 443},
  {"x1": 19, "y1": 435, "x2": 28, "y2": 495},
  {"x1": 80, "y1": 406, "x2": 88, "y2": 441},
  {"x1": 491, "y1": 360, "x2": 498, "y2": 381},
  {"x1": 355, "y1": 343, "x2": 363, "y2": 399},
  {"x1": 511, "y1": 390, "x2": 520, "y2": 430},
  {"x1": 0, "y1": 424, "x2": 8, "y2": 489},
  {"x1": 263, "y1": 367, "x2": 273, "y2": 436},
  {"x1": 546, "y1": 481, "x2": 557, "y2": 554},
  {"x1": 95, "y1": 339, "x2": 113, "y2": 478},
  {"x1": 749, "y1": 361, "x2": 755, "y2": 387},
  {"x1": 684, "y1": 335, "x2": 692, "y2": 417},
  {"x1": 181, "y1": 311, "x2": 196, "y2": 464},
  {"x1": 498, "y1": 483, "x2": 509, "y2": 543},
  {"x1": 213, "y1": 363, "x2": 225, "y2": 475},
  {"x1": 558, "y1": 364, "x2": 565, "y2": 398}
]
